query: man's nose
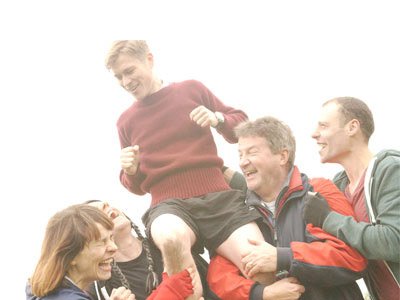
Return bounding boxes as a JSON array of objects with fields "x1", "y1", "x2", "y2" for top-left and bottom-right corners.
[
  {"x1": 122, "y1": 76, "x2": 131, "y2": 88},
  {"x1": 239, "y1": 157, "x2": 250, "y2": 168},
  {"x1": 311, "y1": 130, "x2": 319, "y2": 139}
]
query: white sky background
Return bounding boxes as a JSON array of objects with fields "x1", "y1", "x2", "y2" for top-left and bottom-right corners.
[{"x1": 0, "y1": 1, "x2": 399, "y2": 298}]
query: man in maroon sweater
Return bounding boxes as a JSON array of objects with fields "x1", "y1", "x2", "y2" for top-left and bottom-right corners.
[{"x1": 105, "y1": 40, "x2": 269, "y2": 299}]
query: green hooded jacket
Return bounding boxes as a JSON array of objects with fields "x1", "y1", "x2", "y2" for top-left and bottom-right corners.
[{"x1": 323, "y1": 149, "x2": 400, "y2": 298}]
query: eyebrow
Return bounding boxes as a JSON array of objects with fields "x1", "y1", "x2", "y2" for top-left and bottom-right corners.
[{"x1": 239, "y1": 145, "x2": 258, "y2": 154}]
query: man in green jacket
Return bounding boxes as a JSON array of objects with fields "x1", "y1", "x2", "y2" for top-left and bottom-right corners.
[{"x1": 303, "y1": 96, "x2": 400, "y2": 300}]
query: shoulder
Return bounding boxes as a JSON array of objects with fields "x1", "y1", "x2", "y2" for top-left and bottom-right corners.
[
  {"x1": 49, "y1": 286, "x2": 90, "y2": 300},
  {"x1": 26, "y1": 282, "x2": 90, "y2": 300},
  {"x1": 172, "y1": 79, "x2": 208, "y2": 92},
  {"x1": 368, "y1": 149, "x2": 400, "y2": 184},
  {"x1": 374, "y1": 149, "x2": 400, "y2": 169}
]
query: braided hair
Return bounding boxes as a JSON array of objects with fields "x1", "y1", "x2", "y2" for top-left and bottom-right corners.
[
  {"x1": 126, "y1": 215, "x2": 159, "y2": 294},
  {"x1": 85, "y1": 200, "x2": 159, "y2": 295}
]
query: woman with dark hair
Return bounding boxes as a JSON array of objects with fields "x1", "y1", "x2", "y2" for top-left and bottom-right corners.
[
  {"x1": 85, "y1": 168, "x2": 244, "y2": 299},
  {"x1": 26, "y1": 204, "x2": 135, "y2": 300},
  {"x1": 86, "y1": 200, "x2": 211, "y2": 300}
]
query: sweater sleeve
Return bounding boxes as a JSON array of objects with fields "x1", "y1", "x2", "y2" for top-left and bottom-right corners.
[
  {"x1": 116, "y1": 116, "x2": 147, "y2": 196},
  {"x1": 207, "y1": 255, "x2": 264, "y2": 300},
  {"x1": 326, "y1": 157, "x2": 400, "y2": 262},
  {"x1": 196, "y1": 80, "x2": 248, "y2": 143},
  {"x1": 119, "y1": 169, "x2": 146, "y2": 196},
  {"x1": 284, "y1": 178, "x2": 367, "y2": 287}
]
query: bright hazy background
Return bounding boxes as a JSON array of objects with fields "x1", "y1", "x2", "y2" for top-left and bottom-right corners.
[{"x1": 1, "y1": 1, "x2": 398, "y2": 299}]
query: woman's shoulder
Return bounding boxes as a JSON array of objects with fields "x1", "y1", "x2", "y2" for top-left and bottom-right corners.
[{"x1": 44, "y1": 286, "x2": 90, "y2": 300}]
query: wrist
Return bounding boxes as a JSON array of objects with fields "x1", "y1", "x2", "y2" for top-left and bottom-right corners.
[
  {"x1": 212, "y1": 111, "x2": 225, "y2": 128},
  {"x1": 249, "y1": 283, "x2": 266, "y2": 300},
  {"x1": 124, "y1": 166, "x2": 137, "y2": 176},
  {"x1": 262, "y1": 286, "x2": 275, "y2": 300},
  {"x1": 277, "y1": 247, "x2": 292, "y2": 272}
]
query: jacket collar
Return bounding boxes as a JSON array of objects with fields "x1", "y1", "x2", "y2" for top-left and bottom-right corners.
[{"x1": 246, "y1": 166, "x2": 305, "y2": 208}]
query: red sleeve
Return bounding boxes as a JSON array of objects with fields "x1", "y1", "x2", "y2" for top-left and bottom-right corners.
[
  {"x1": 309, "y1": 178, "x2": 356, "y2": 217},
  {"x1": 289, "y1": 178, "x2": 367, "y2": 284},
  {"x1": 207, "y1": 255, "x2": 255, "y2": 300},
  {"x1": 291, "y1": 225, "x2": 366, "y2": 272},
  {"x1": 147, "y1": 270, "x2": 193, "y2": 300}
]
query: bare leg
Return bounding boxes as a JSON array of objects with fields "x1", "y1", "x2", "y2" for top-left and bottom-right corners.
[
  {"x1": 151, "y1": 214, "x2": 203, "y2": 300},
  {"x1": 216, "y1": 222, "x2": 276, "y2": 284}
]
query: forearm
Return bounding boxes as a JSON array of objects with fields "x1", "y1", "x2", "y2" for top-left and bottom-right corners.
[
  {"x1": 208, "y1": 255, "x2": 259, "y2": 300},
  {"x1": 324, "y1": 211, "x2": 400, "y2": 261},
  {"x1": 287, "y1": 226, "x2": 366, "y2": 286},
  {"x1": 215, "y1": 108, "x2": 248, "y2": 143}
]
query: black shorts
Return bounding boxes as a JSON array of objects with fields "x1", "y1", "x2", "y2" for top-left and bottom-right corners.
[{"x1": 142, "y1": 189, "x2": 261, "y2": 255}]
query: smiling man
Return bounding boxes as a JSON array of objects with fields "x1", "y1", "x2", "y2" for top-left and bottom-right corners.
[
  {"x1": 304, "y1": 97, "x2": 400, "y2": 300},
  {"x1": 105, "y1": 40, "x2": 269, "y2": 300},
  {"x1": 207, "y1": 116, "x2": 367, "y2": 300}
]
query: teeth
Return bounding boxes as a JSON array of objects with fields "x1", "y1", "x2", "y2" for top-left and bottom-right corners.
[
  {"x1": 101, "y1": 258, "x2": 113, "y2": 264},
  {"x1": 130, "y1": 84, "x2": 139, "y2": 92},
  {"x1": 245, "y1": 171, "x2": 256, "y2": 176}
]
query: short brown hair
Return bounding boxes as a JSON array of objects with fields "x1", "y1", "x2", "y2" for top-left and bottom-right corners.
[
  {"x1": 30, "y1": 204, "x2": 114, "y2": 297},
  {"x1": 235, "y1": 116, "x2": 296, "y2": 169},
  {"x1": 105, "y1": 40, "x2": 149, "y2": 70},
  {"x1": 324, "y1": 97, "x2": 374, "y2": 142}
]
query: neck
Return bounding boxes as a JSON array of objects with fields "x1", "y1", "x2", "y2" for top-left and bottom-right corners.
[
  {"x1": 65, "y1": 273, "x2": 89, "y2": 291},
  {"x1": 341, "y1": 146, "x2": 373, "y2": 188},
  {"x1": 114, "y1": 234, "x2": 143, "y2": 262},
  {"x1": 259, "y1": 172, "x2": 287, "y2": 203},
  {"x1": 150, "y1": 77, "x2": 164, "y2": 94}
]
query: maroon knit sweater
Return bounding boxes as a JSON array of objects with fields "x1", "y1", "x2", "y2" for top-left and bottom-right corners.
[{"x1": 117, "y1": 80, "x2": 248, "y2": 207}]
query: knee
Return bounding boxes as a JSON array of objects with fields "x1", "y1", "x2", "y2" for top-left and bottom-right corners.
[{"x1": 151, "y1": 214, "x2": 194, "y2": 247}]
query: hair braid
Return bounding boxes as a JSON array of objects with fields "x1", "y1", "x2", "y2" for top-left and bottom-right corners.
[
  {"x1": 111, "y1": 261, "x2": 131, "y2": 290},
  {"x1": 129, "y1": 220, "x2": 160, "y2": 294}
]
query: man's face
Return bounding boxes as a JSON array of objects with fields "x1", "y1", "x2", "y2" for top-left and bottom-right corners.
[
  {"x1": 238, "y1": 136, "x2": 284, "y2": 199},
  {"x1": 111, "y1": 53, "x2": 156, "y2": 101},
  {"x1": 69, "y1": 223, "x2": 117, "y2": 284},
  {"x1": 312, "y1": 102, "x2": 350, "y2": 164}
]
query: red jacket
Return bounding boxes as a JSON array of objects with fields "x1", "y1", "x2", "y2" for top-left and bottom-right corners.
[{"x1": 207, "y1": 167, "x2": 367, "y2": 300}]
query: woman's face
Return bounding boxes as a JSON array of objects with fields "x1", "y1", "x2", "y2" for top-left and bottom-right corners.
[
  {"x1": 68, "y1": 223, "x2": 117, "y2": 287},
  {"x1": 88, "y1": 201, "x2": 132, "y2": 236}
]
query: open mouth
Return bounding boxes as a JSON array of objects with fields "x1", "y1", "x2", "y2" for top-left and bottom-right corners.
[
  {"x1": 99, "y1": 258, "x2": 114, "y2": 272},
  {"x1": 126, "y1": 83, "x2": 139, "y2": 93},
  {"x1": 244, "y1": 170, "x2": 257, "y2": 178},
  {"x1": 317, "y1": 143, "x2": 326, "y2": 152},
  {"x1": 106, "y1": 208, "x2": 120, "y2": 220}
]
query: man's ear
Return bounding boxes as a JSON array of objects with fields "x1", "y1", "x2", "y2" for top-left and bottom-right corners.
[
  {"x1": 280, "y1": 149, "x2": 289, "y2": 166},
  {"x1": 147, "y1": 52, "x2": 154, "y2": 68},
  {"x1": 346, "y1": 119, "x2": 361, "y2": 136}
]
